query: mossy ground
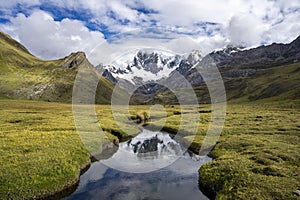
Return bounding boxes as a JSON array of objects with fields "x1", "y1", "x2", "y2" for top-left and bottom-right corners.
[
  {"x1": 0, "y1": 100, "x2": 89, "y2": 199},
  {"x1": 198, "y1": 102, "x2": 300, "y2": 200},
  {"x1": 144, "y1": 100, "x2": 300, "y2": 199},
  {"x1": 0, "y1": 100, "x2": 137, "y2": 199},
  {"x1": 1, "y1": 99, "x2": 299, "y2": 199}
]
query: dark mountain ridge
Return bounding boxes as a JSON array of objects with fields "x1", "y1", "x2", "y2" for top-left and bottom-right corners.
[
  {"x1": 130, "y1": 36, "x2": 300, "y2": 104},
  {"x1": 99, "y1": 35, "x2": 300, "y2": 104}
]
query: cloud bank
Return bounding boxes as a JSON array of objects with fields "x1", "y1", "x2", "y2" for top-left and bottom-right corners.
[{"x1": 0, "y1": 0, "x2": 299, "y2": 64}]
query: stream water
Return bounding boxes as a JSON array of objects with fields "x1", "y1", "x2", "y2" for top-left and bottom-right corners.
[{"x1": 64, "y1": 129, "x2": 211, "y2": 200}]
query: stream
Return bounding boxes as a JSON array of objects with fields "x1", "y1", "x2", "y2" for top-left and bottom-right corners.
[{"x1": 64, "y1": 129, "x2": 211, "y2": 200}]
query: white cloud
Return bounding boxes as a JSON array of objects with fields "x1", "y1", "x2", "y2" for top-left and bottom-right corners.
[
  {"x1": 227, "y1": 14, "x2": 268, "y2": 46},
  {"x1": 108, "y1": 1, "x2": 139, "y2": 22},
  {"x1": 264, "y1": 11, "x2": 300, "y2": 44},
  {"x1": 88, "y1": 34, "x2": 228, "y2": 66},
  {"x1": 275, "y1": 0, "x2": 300, "y2": 12},
  {"x1": 0, "y1": 0, "x2": 40, "y2": 9},
  {"x1": 75, "y1": 0, "x2": 299, "y2": 49},
  {"x1": 1, "y1": 10, "x2": 106, "y2": 60},
  {"x1": 195, "y1": 34, "x2": 228, "y2": 53},
  {"x1": 0, "y1": 0, "x2": 299, "y2": 64}
]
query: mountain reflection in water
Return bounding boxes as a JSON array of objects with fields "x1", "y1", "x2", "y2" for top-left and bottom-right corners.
[{"x1": 65, "y1": 130, "x2": 211, "y2": 200}]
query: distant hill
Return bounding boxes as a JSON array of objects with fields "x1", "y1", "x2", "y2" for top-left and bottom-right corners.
[
  {"x1": 0, "y1": 31, "x2": 126, "y2": 104},
  {"x1": 149, "y1": 61, "x2": 300, "y2": 104}
]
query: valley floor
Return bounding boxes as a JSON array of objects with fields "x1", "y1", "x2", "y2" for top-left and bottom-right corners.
[{"x1": 0, "y1": 100, "x2": 299, "y2": 199}]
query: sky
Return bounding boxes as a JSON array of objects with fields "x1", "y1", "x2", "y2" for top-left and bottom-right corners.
[{"x1": 0, "y1": 0, "x2": 299, "y2": 65}]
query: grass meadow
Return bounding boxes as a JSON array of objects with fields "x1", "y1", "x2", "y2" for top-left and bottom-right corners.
[{"x1": 0, "y1": 99, "x2": 299, "y2": 199}]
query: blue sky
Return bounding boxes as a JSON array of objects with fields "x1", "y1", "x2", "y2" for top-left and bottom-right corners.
[{"x1": 0, "y1": 0, "x2": 299, "y2": 64}]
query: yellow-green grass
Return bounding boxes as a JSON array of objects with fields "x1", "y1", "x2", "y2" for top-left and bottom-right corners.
[
  {"x1": 0, "y1": 100, "x2": 138, "y2": 199},
  {"x1": 144, "y1": 101, "x2": 300, "y2": 199},
  {"x1": 1, "y1": 99, "x2": 300, "y2": 199},
  {"x1": 0, "y1": 100, "x2": 89, "y2": 199},
  {"x1": 199, "y1": 102, "x2": 300, "y2": 199}
]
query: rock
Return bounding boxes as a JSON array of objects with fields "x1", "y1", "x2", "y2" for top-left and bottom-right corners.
[
  {"x1": 128, "y1": 135, "x2": 164, "y2": 154},
  {"x1": 136, "y1": 112, "x2": 150, "y2": 124},
  {"x1": 59, "y1": 51, "x2": 86, "y2": 69},
  {"x1": 138, "y1": 137, "x2": 160, "y2": 153},
  {"x1": 132, "y1": 141, "x2": 141, "y2": 153},
  {"x1": 294, "y1": 190, "x2": 300, "y2": 196}
]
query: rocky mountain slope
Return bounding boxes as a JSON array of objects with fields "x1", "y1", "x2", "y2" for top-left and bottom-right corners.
[
  {"x1": 151, "y1": 35, "x2": 300, "y2": 104},
  {"x1": 0, "y1": 31, "x2": 126, "y2": 104},
  {"x1": 103, "y1": 50, "x2": 201, "y2": 81},
  {"x1": 184, "y1": 35, "x2": 300, "y2": 83},
  {"x1": 98, "y1": 35, "x2": 299, "y2": 104},
  {"x1": 98, "y1": 50, "x2": 202, "y2": 92},
  {"x1": 98, "y1": 36, "x2": 300, "y2": 104},
  {"x1": 150, "y1": 61, "x2": 300, "y2": 104}
]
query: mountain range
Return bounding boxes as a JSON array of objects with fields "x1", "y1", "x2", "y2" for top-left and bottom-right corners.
[
  {"x1": 98, "y1": 35, "x2": 300, "y2": 104},
  {"x1": 98, "y1": 49, "x2": 202, "y2": 84},
  {"x1": 0, "y1": 30, "x2": 299, "y2": 104}
]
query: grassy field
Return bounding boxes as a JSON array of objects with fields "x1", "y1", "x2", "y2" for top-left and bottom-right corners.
[
  {"x1": 0, "y1": 100, "x2": 88, "y2": 199},
  {"x1": 0, "y1": 100, "x2": 138, "y2": 199},
  {"x1": 143, "y1": 100, "x2": 300, "y2": 199},
  {"x1": 198, "y1": 102, "x2": 300, "y2": 199},
  {"x1": 0, "y1": 99, "x2": 299, "y2": 199}
]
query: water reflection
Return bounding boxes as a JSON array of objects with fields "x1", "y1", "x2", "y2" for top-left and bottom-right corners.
[{"x1": 65, "y1": 130, "x2": 211, "y2": 200}]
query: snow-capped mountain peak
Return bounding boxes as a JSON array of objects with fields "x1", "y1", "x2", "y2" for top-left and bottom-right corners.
[
  {"x1": 213, "y1": 44, "x2": 245, "y2": 56},
  {"x1": 100, "y1": 49, "x2": 203, "y2": 85}
]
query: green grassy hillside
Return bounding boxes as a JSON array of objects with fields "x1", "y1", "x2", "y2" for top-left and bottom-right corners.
[
  {"x1": 149, "y1": 62, "x2": 300, "y2": 104},
  {"x1": 0, "y1": 31, "x2": 125, "y2": 104},
  {"x1": 225, "y1": 62, "x2": 300, "y2": 102}
]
